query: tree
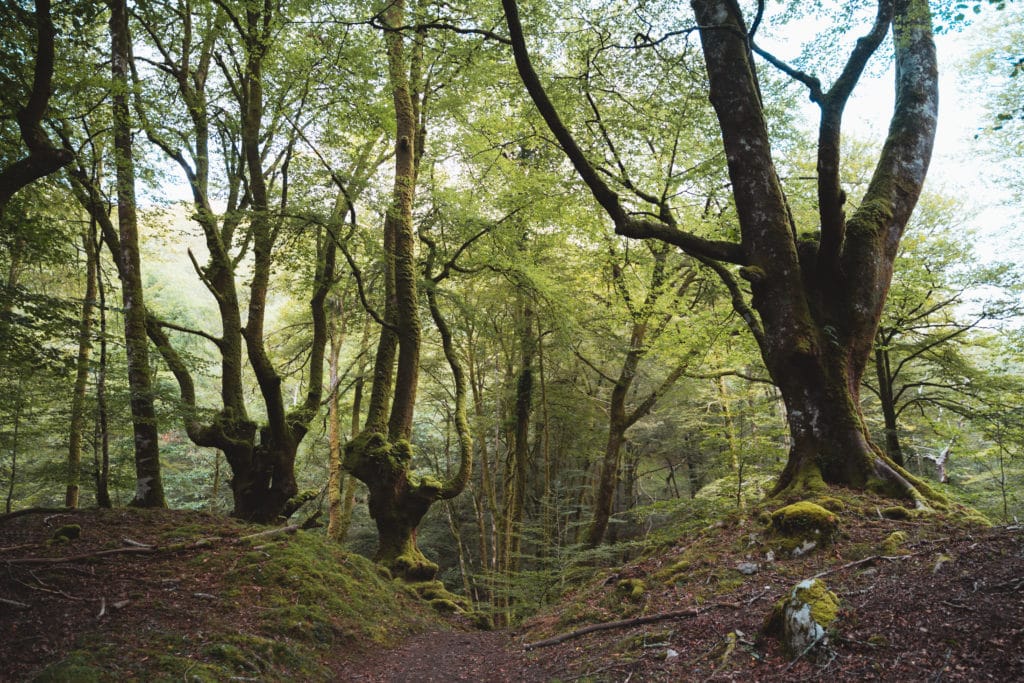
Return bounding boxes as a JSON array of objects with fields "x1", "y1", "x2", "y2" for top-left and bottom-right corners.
[
  {"x1": 865, "y1": 197, "x2": 1022, "y2": 467},
  {"x1": 585, "y1": 243, "x2": 698, "y2": 547},
  {"x1": 0, "y1": 0, "x2": 73, "y2": 210},
  {"x1": 122, "y1": 0, "x2": 337, "y2": 521},
  {"x1": 106, "y1": 0, "x2": 165, "y2": 507},
  {"x1": 343, "y1": 0, "x2": 473, "y2": 580},
  {"x1": 503, "y1": 0, "x2": 944, "y2": 505}
]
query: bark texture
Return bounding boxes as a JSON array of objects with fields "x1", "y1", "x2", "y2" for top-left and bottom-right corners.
[{"x1": 0, "y1": 0, "x2": 73, "y2": 210}]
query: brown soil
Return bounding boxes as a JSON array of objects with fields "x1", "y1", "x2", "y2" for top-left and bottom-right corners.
[{"x1": 1, "y1": 503, "x2": 1022, "y2": 682}]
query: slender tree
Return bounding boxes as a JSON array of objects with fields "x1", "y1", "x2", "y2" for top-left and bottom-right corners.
[{"x1": 106, "y1": 0, "x2": 165, "y2": 507}]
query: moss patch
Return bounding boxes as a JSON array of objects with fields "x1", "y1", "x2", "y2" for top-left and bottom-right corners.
[
  {"x1": 770, "y1": 502, "x2": 839, "y2": 556},
  {"x1": 50, "y1": 524, "x2": 82, "y2": 543},
  {"x1": 880, "y1": 531, "x2": 909, "y2": 555},
  {"x1": 616, "y1": 578, "x2": 646, "y2": 601}
]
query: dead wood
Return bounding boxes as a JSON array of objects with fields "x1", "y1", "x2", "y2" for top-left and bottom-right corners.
[
  {"x1": 524, "y1": 590, "x2": 767, "y2": 651},
  {"x1": 0, "y1": 507, "x2": 75, "y2": 525}
]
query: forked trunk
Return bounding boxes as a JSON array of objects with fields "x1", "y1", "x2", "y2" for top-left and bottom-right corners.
[
  {"x1": 222, "y1": 434, "x2": 300, "y2": 523},
  {"x1": 345, "y1": 433, "x2": 440, "y2": 581}
]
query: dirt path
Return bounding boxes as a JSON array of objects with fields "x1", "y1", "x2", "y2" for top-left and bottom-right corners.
[{"x1": 344, "y1": 629, "x2": 549, "y2": 682}]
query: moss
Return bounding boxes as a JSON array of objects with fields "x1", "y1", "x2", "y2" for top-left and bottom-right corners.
[
  {"x1": 772, "y1": 502, "x2": 838, "y2": 541},
  {"x1": 794, "y1": 579, "x2": 840, "y2": 628},
  {"x1": 428, "y1": 598, "x2": 461, "y2": 613},
  {"x1": 881, "y1": 505, "x2": 915, "y2": 520},
  {"x1": 880, "y1": 531, "x2": 908, "y2": 555},
  {"x1": 616, "y1": 578, "x2": 646, "y2": 601},
  {"x1": 406, "y1": 579, "x2": 469, "y2": 613},
  {"x1": 51, "y1": 524, "x2": 81, "y2": 542},
  {"x1": 773, "y1": 465, "x2": 828, "y2": 502},
  {"x1": 962, "y1": 514, "x2": 992, "y2": 528},
  {"x1": 814, "y1": 496, "x2": 846, "y2": 512},
  {"x1": 33, "y1": 652, "x2": 106, "y2": 682}
]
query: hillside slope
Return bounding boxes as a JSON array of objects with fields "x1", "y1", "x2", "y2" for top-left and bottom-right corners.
[
  {"x1": 0, "y1": 508, "x2": 451, "y2": 681},
  {"x1": 2, "y1": 495, "x2": 1022, "y2": 682}
]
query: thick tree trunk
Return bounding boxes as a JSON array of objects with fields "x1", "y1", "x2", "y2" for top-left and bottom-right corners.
[{"x1": 108, "y1": 0, "x2": 164, "y2": 508}]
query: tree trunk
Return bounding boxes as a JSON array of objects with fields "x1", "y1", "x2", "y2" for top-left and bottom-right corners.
[
  {"x1": 0, "y1": 0, "x2": 73, "y2": 210},
  {"x1": 874, "y1": 344, "x2": 905, "y2": 466},
  {"x1": 108, "y1": 0, "x2": 165, "y2": 508},
  {"x1": 93, "y1": 254, "x2": 111, "y2": 509},
  {"x1": 327, "y1": 301, "x2": 347, "y2": 542},
  {"x1": 503, "y1": 0, "x2": 941, "y2": 506},
  {"x1": 345, "y1": 2, "x2": 472, "y2": 580},
  {"x1": 66, "y1": 222, "x2": 97, "y2": 508}
]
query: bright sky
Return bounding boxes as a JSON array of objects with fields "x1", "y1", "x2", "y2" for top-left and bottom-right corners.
[{"x1": 802, "y1": 15, "x2": 1019, "y2": 263}]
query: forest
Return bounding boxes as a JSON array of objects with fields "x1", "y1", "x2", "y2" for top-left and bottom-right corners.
[{"x1": 1, "y1": 0, "x2": 1023, "y2": 680}]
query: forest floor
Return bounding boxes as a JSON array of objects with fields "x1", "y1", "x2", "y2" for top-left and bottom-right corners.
[{"x1": 1, "y1": 493, "x2": 1022, "y2": 682}]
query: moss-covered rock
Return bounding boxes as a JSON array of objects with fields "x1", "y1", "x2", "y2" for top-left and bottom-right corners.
[
  {"x1": 764, "y1": 578, "x2": 840, "y2": 657},
  {"x1": 770, "y1": 502, "x2": 839, "y2": 556}
]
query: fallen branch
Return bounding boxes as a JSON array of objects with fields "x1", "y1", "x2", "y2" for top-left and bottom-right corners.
[
  {"x1": 811, "y1": 553, "x2": 919, "y2": 580},
  {"x1": 0, "y1": 507, "x2": 74, "y2": 525},
  {"x1": 524, "y1": 590, "x2": 767, "y2": 651},
  {"x1": 2, "y1": 525, "x2": 300, "y2": 566}
]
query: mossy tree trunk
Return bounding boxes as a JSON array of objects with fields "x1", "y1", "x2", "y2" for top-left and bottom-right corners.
[
  {"x1": 504, "y1": 0, "x2": 944, "y2": 506},
  {"x1": 344, "y1": 1, "x2": 473, "y2": 581},
  {"x1": 108, "y1": 0, "x2": 165, "y2": 508}
]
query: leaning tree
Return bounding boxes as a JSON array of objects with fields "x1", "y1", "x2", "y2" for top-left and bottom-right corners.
[{"x1": 503, "y1": 0, "x2": 945, "y2": 505}]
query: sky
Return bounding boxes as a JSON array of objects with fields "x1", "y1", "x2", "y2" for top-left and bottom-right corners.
[{"x1": 768, "y1": 10, "x2": 1020, "y2": 263}]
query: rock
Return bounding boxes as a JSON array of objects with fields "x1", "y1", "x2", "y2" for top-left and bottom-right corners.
[
  {"x1": 769, "y1": 502, "x2": 839, "y2": 557},
  {"x1": 763, "y1": 578, "x2": 840, "y2": 657},
  {"x1": 736, "y1": 562, "x2": 759, "y2": 575}
]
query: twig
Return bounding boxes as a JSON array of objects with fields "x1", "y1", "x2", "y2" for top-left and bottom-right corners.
[
  {"x1": 1, "y1": 597, "x2": 31, "y2": 609},
  {"x1": 811, "y1": 553, "x2": 918, "y2": 580},
  {"x1": 524, "y1": 590, "x2": 767, "y2": 650}
]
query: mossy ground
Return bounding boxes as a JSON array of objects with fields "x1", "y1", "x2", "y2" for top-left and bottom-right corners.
[
  {"x1": 518, "y1": 485, "x2": 1002, "y2": 675},
  {"x1": 1, "y1": 508, "x2": 447, "y2": 682}
]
